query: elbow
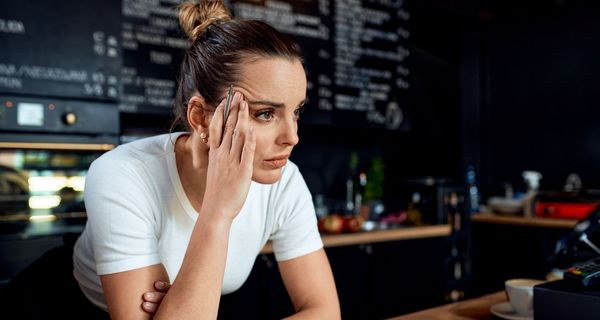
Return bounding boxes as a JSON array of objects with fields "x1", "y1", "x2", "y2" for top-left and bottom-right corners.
[{"x1": 295, "y1": 301, "x2": 341, "y2": 319}]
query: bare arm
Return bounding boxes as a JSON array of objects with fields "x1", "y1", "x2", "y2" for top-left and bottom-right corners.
[
  {"x1": 141, "y1": 249, "x2": 341, "y2": 319},
  {"x1": 101, "y1": 219, "x2": 233, "y2": 320},
  {"x1": 101, "y1": 264, "x2": 169, "y2": 319},
  {"x1": 152, "y1": 218, "x2": 233, "y2": 319},
  {"x1": 158, "y1": 94, "x2": 254, "y2": 319},
  {"x1": 279, "y1": 249, "x2": 341, "y2": 319},
  {"x1": 102, "y1": 93, "x2": 254, "y2": 319}
]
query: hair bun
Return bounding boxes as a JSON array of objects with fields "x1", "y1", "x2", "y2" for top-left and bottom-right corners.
[{"x1": 179, "y1": 0, "x2": 231, "y2": 42}]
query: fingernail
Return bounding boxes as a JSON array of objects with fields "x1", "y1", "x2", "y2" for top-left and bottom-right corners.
[
  {"x1": 156, "y1": 281, "x2": 166, "y2": 289},
  {"x1": 143, "y1": 302, "x2": 153, "y2": 308},
  {"x1": 145, "y1": 292, "x2": 154, "y2": 299}
]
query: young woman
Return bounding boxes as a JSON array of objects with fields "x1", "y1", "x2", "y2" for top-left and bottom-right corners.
[{"x1": 72, "y1": 1, "x2": 340, "y2": 319}]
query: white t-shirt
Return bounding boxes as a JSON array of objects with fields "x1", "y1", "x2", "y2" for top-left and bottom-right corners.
[{"x1": 73, "y1": 133, "x2": 323, "y2": 311}]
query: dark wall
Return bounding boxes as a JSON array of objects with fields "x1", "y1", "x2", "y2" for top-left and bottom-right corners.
[
  {"x1": 471, "y1": 0, "x2": 600, "y2": 197},
  {"x1": 292, "y1": 0, "x2": 467, "y2": 210}
]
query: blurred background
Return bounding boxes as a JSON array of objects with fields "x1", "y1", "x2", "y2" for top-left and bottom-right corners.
[{"x1": 1, "y1": 0, "x2": 600, "y2": 318}]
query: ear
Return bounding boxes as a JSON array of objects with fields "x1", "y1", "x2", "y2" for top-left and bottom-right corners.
[{"x1": 186, "y1": 95, "x2": 211, "y2": 132}]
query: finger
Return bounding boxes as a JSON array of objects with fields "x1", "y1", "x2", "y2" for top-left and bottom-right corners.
[
  {"x1": 154, "y1": 280, "x2": 171, "y2": 292},
  {"x1": 220, "y1": 92, "x2": 242, "y2": 151},
  {"x1": 143, "y1": 291, "x2": 166, "y2": 303},
  {"x1": 141, "y1": 301, "x2": 159, "y2": 314},
  {"x1": 240, "y1": 125, "x2": 256, "y2": 175},
  {"x1": 208, "y1": 101, "x2": 226, "y2": 149},
  {"x1": 231, "y1": 100, "x2": 249, "y2": 161}
]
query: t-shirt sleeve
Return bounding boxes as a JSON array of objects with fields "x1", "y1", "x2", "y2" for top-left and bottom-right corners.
[
  {"x1": 269, "y1": 164, "x2": 323, "y2": 262},
  {"x1": 84, "y1": 154, "x2": 161, "y2": 275}
]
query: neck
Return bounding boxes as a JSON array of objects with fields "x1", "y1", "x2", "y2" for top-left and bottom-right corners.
[{"x1": 175, "y1": 133, "x2": 209, "y2": 213}]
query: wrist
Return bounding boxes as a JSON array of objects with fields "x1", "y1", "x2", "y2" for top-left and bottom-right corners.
[
  {"x1": 192, "y1": 214, "x2": 233, "y2": 246},
  {"x1": 197, "y1": 207, "x2": 234, "y2": 229}
]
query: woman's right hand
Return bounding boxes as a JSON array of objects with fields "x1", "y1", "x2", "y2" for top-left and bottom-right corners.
[
  {"x1": 141, "y1": 280, "x2": 171, "y2": 315},
  {"x1": 200, "y1": 91, "x2": 256, "y2": 222}
]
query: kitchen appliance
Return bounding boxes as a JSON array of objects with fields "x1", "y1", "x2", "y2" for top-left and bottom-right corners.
[
  {"x1": 0, "y1": 95, "x2": 118, "y2": 290},
  {"x1": 534, "y1": 190, "x2": 600, "y2": 220},
  {"x1": 534, "y1": 280, "x2": 600, "y2": 320},
  {"x1": 0, "y1": 94, "x2": 118, "y2": 234}
]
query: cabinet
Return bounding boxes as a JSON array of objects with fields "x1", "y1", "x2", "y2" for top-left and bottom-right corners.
[
  {"x1": 1, "y1": 227, "x2": 452, "y2": 319},
  {"x1": 469, "y1": 214, "x2": 576, "y2": 296},
  {"x1": 218, "y1": 234, "x2": 450, "y2": 319}
]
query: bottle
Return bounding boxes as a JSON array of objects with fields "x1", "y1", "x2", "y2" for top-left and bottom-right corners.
[
  {"x1": 405, "y1": 192, "x2": 423, "y2": 225},
  {"x1": 465, "y1": 165, "x2": 480, "y2": 214},
  {"x1": 522, "y1": 170, "x2": 542, "y2": 217},
  {"x1": 447, "y1": 192, "x2": 462, "y2": 232},
  {"x1": 364, "y1": 156, "x2": 385, "y2": 220},
  {"x1": 356, "y1": 170, "x2": 368, "y2": 218},
  {"x1": 315, "y1": 194, "x2": 328, "y2": 218},
  {"x1": 345, "y1": 152, "x2": 359, "y2": 214}
]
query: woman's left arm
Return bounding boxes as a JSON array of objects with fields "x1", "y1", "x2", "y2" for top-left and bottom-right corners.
[
  {"x1": 278, "y1": 248, "x2": 340, "y2": 319},
  {"x1": 142, "y1": 248, "x2": 340, "y2": 318}
]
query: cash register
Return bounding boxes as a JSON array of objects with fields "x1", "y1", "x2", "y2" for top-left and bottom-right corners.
[{"x1": 534, "y1": 205, "x2": 600, "y2": 320}]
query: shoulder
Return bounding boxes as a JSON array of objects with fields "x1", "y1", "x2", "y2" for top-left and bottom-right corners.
[
  {"x1": 89, "y1": 133, "x2": 176, "y2": 174},
  {"x1": 86, "y1": 133, "x2": 178, "y2": 194}
]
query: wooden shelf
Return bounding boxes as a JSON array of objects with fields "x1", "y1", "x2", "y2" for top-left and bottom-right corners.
[
  {"x1": 471, "y1": 213, "x2": 578, "y2": 229},
  {"x1": 261, "y1": 225, "x2": 452, "y2": 254}
]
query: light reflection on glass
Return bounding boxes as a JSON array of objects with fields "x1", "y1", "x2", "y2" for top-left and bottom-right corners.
[
  {"x1": 28, "y1": 176, "x2": 85, "y2": 192},
  {"x1": 1, "y1": 149, "x2": 99, "y2": 219},
  {"x1": 29, "y1": 195, "x2": 61, "y2": 209},
  {"x1": 29, "y1": 214, "x2": 57, "y2": 222}
]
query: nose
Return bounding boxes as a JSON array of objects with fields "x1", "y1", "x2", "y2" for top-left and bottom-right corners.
[{"x1": 276, "y1": 117, "x2": 299, "y2": 146}]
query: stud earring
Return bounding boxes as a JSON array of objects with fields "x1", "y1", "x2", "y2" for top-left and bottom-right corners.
[{"x1": 200, "y1": 131, "x2": 208, "y2": 144}]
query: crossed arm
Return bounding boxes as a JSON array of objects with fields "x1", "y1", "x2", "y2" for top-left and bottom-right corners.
[
  {"x1": 278, "y1": 248, "x2": 340, "y2": 319},
  {"x1": 101, "y1": 218, "x2": 233, "y2": 320},
  {"x1": 103, "y1": 247, "x2": 339, "y2": 319}
]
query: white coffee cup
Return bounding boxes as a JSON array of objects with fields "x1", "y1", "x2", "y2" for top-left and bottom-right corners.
[{"x1": 505, "y1": 278, "x2": 545, "y2": 315}]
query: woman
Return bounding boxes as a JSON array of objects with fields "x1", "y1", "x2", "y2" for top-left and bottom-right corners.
[{"x1": 72, "y1": 0, "x2": 340, "y2": 319}]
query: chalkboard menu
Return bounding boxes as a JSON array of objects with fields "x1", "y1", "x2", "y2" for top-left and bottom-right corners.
[
  {"x1": 231, "y1": 0, "x2": 410, "y2": 130},
  {"x1": 119, "y1": 0, "x2": 186, "y2": 114},
  {"x1": 1, "y1": 0, "x2": 410, "y2": 130},
  {"x1": 0, "y1": 0, "x2": 121, "y2": 101}
]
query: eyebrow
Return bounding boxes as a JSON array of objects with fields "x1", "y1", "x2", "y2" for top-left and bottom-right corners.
[{"x1": 247, "y1": 98, "x2": 307, "y2": 109}]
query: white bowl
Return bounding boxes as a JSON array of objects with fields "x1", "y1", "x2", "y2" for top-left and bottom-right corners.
[{"x1": 488, "y1": 197, "x2": 523, "y2": 214}]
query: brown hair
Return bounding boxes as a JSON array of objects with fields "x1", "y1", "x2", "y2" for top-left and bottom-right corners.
[{"x1": 174, "y1": 0, "x2": 303, "y2": 130}]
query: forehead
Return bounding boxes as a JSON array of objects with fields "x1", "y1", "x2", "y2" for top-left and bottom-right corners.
[{"x1": 236, "y1": 57, "x2": 307, "y2": 104}]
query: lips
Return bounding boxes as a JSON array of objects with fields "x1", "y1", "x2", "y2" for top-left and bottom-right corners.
[{"x1": 263, "y1": 154, "x2": 289, "y2": 169}]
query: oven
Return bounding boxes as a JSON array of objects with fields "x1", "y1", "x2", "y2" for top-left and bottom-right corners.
[{"x1": 0, "y1": 95, "x2": 119, "y2": 285}]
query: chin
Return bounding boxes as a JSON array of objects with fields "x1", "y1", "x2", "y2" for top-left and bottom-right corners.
[{"x1": 252, "y1": 168, "x2": 283, "y2": 185}]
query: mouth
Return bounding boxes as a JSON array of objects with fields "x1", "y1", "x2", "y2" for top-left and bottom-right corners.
[{"x1": 263, "y1": 154, "x2": 290, "y2": 169}]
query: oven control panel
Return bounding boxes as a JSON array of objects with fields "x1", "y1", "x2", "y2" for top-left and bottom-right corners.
[{"x1": 0, "y1": 96, "x2": 119, "y2": 135}]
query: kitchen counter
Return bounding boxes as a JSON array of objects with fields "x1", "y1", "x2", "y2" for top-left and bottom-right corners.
[
  {"x1": 261, "y1": 224, "x2": 452, "y2": 254},
  {"x1": 471, "y1": 213, "x2": 578, "y2": 228},
  {"x1": 388, "y1": 291, "x2": 506, "y2": 320}
]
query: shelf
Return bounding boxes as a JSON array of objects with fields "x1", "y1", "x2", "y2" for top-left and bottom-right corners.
[
  {"x1": 471, "y1": 213, "x2": 578, "y2": 229},
  {"x1": 260, "y1": 225, "x2": 452, "y2": 254}
]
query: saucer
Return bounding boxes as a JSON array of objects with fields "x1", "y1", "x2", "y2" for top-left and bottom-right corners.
[{"x1": 490, "y1": 302, "x2": 533, "y2": 320}]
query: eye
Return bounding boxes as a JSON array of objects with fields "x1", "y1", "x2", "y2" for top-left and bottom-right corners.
[
  {"x1": 294, "y1": 106, "x2": 306, "y2": 120},
  {"x1": 254, "y1": 109, "x2": 274, "y2": 121}
]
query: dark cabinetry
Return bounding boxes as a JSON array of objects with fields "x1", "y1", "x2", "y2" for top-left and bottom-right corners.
[
  {"x1": 220, "y1": 236, "x2": 449, "y2": 319},
  {"x1": 367, "y1": 238, "x2": 448, "y2": 318},
  {"x1": 470, "y1": 217, "x2": 573, "y2": 296}
]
